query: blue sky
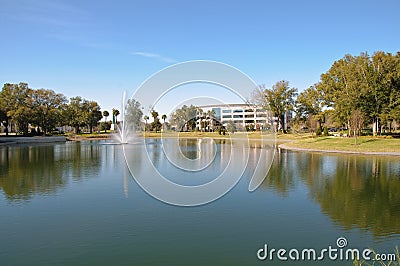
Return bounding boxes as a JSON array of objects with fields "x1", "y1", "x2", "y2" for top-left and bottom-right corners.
[{"x1": 1, "y1": 0, "x2": 399, "y2": 117}]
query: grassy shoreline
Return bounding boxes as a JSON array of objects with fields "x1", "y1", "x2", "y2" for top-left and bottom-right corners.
[
  {"x1": 142, "y1": 131, "x2": 314, "y2": 140},
  {"x1": 280, "y1": 136, "x2": 400, "y2": 154},
  {"x1": 64, "y1": 132, "x2": 400, "y2": 154}
]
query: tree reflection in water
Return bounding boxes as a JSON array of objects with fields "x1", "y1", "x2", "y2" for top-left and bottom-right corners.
[
  {"x1": 262, "y1": 150, "x2": 400, "y2": 237},
  {"x1": 0, "y1": 142, "x2": 102, "y2": 201},
  {"x1": 1, "y1": 140, "x2": 399, "y2": 237}
]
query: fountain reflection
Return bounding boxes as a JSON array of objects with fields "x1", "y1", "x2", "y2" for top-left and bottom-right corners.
[{"x1": 2, "y1": 139, "x2": 399, "y2": 237}]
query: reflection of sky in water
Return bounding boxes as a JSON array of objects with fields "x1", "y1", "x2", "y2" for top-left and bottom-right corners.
[
  {"x1": 0, "y1": 140, "x2": 399, "y2": 265},
  {"x1": 144, "y1": 138, "x2": 229, "y2": 186}
]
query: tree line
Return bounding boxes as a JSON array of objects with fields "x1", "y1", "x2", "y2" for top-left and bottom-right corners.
[
  {"x1": 2, "y1": 51, "x2": 399, "y2": 137},
  {"x1": 317, "y1": 51, "x2": 400, "y2": 136},
  {"x1": 257, "y1": 51, "x2": 400, "y2": 136},
  {"x1": 0, "y1": 82, "x2": 165, "y2": 135},
  {"x1": 0, "y1": 83, "x2": 107, "y2": 135},
  {"x1": 167, "y1": 51, "x2": 399, "y2": 136}
]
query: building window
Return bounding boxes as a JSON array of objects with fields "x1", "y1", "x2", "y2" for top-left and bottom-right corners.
[{"x1": 212, "y1": 108, "x2": 221, "y2": 120}]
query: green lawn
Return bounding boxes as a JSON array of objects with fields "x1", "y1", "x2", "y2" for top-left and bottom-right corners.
[
  {"x1": 65, "y1": 131, "x2": 400, "y2": 154},
  {"x1": 143, "y1": 131, "x2": 303, "y2": 140},
  {"x1": 66, "y1": 132, "x2": 110, "y2": 139},
  {"x1": 143, "y1": 131, "x2": 265, "y2": 139},
  {"x1": 282, "y1": 136, "x2": 400, "y2": 153}
]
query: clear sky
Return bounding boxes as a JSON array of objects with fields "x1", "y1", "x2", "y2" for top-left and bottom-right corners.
[{"x1": 1, "y1": 0, "x2": 399, "y2": 118}]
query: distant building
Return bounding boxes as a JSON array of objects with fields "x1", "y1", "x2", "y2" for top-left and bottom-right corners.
[{"x1": 196, "y1": 104, "x2": 276, "y2": 131}]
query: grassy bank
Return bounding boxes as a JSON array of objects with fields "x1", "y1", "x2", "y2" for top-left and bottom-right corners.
[
  {"x1": 282, "y1": 136, "x2": 400, "y2": 153},
  {"x1": 144, "y1": 131, "x2": 246, "y2": 138},
  {"x1": 66, "y1": 132, "x2": 110, "y2": 140},
  {"x1": 65, "y1": 132, "x2": 400, "y2": 154},
  {"x1": 142, "y1": 131, "x2": 314, "y2": 140},
  {"x1": 63, "y1": 131, "x2": 312, "y2": 140}
]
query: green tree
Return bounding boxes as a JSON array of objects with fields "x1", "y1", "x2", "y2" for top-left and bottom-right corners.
[
  {"x1": 86, "y1": 101, "x2": 102, "y2": 134},
  {"x1": 102, "y1": 110, "x2": 109, "y2": 133},
  {"x1": 0, "y1": 84, "x2": 15, "y2": 135},
  {"x1": 31, "y1": 88, "x2": 67, "y2": 135},
  {"x1": 2, "y1": 83, "x2": 33, "y2": 135},
  {"x1": 169, "y1": 104, "x2": 199, "y2": 131},
  {"x1": 151, "y1": 110, "x2": 158, "y2": 121},
  {"x1": 296, "y1": 85, "x2": 325, "y2": 133},
  {"x1": 161, "y1": 114, "x2": 167, "y2": 131},
  {"x1": 365, "y1": 52, "x2": 399, "y2": 135},
  {"x1": 319, "y1": 54, "x2": 364, "y2": 133},
  {"x1": 150, "y1": 110, "x2": 162, "y2": 132},
  {"x1": 143, "y1": 115, "x2": 149, "y2": 131},
  {"x1": 206, "y1": 109, "x2": 216, "y2": 132},
  {"x1": 125, "y1": 99, "x2": 143, "y2": 131},
  {"x1": 295, "y1": 85, "x2": 323, "y2": 121},
  {"x1": 112, "y1": 109, "x2": 120, "y2": 124},
  {"x1": 1, "y1": 83, "x2": 69, "y2": 135},
  {"x1": 390, "y1": 52, "x2": 400, "y2": 128},
  {"x1": 391, "y1": 106, "x2": 400, "y2": 129},
  {"x1": 66, "y1": 97, "x2": 87, "y2": 133},
  {"x1": 0, "y1": 110, "x2": 7, "y2": 134},
  {"x1": 262, "y1": 80, "x2": 297, "y2": 133},
  {"x1": 318, "y1": 51, "x2": 400, "y2": 136},
  {"x1": 226, "y1": 121, "x2": 235, "y2": 133},
  {"x1": 103, "y1": 111, "x2": 109, "y2": 122},
  {"x1": 161, "y1": 114, "x2": 167, "y2": 122},
  {"x1": 350, "y1": 109, "x2": 365, "y2": 145},
  {"x1": 307, "y1": 115, "x2": 318, "y2": 138}
]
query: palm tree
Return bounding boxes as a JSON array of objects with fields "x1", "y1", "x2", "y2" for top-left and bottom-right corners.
[
  {"x1": 102, "y1": 110, "x2": 109, "y2": 133},
  {"x1": 151, "y1": 110, "x2": 159, "y2": 120},
  {"x1": 112, "y1": 108, "x2": 120, "y2": 124},
  {"x1": 206, "y1": 110, "x2": 215, "y2": 132},
  {"x1": 144, "y1": 115, "x2": 149, "y2": 131},
  {"x1": 161, "y1": 114, "x2": 167, "y2": 131},
  {"x1": 150, "y1": 110, "x2": 161, "y2": 132}
]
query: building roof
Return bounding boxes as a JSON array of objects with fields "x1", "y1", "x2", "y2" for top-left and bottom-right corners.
[{"x1": 197, "y1": 103, "x2": 255, "y2": 109}]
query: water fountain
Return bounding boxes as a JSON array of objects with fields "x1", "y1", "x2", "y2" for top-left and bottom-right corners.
[{"x1": 112, "y1": 91, "x2": 133, "y2": 144}]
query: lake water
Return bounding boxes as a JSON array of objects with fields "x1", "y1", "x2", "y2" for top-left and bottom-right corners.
[{"x1": 0, "y1": 139, "x2": 399, "y2": 265}]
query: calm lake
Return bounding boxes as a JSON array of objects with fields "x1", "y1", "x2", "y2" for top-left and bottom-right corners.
[{"x1": 0, "y1": 139, "x2": 399, "y2": 265}]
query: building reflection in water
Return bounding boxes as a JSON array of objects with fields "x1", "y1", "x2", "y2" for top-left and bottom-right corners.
[{"x1": 2, "y1": 139, "x2": 399, "y2": 237}]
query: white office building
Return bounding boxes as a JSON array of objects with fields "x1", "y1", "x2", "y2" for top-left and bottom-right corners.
[{"x1": 196, "y1": 104, "x2": 276, "y2": 131}]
